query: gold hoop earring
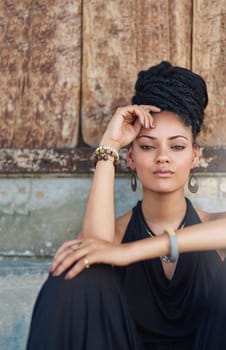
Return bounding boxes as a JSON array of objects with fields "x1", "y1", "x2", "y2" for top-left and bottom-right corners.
[
  {"x1": 131, "y1": 172, "x2": 137, "y2": 192},
  {"x1": 188, "y1": 174, "x2": 199, "y2": 193}
]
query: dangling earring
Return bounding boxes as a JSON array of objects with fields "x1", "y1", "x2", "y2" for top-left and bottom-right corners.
[
  {"x1": 188, "y1": 174, "x2": 199, "y2": 193},
  {"x1": 131, "y1": 172, "x2": 137, "y2": 192}
]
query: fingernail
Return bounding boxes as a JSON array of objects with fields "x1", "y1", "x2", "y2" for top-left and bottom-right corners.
[{"x1": 52, "y1": 269, "x2": 60, "y2": 276}]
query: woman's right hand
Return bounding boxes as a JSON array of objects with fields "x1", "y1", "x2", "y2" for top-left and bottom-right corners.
[
  {"x1": 50, "y1": 237, "x2": 132, "y2": 279},
  {"x1": 100, "y1": 104, "x2": 160, "y2": 150}
]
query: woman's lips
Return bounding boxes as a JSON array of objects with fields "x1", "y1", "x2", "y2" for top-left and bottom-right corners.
[{"x1": 153, "y1": 169, "x2": 174, "y2": 177}]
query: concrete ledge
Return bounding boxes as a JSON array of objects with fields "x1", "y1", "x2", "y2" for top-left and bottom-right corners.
[
  {"x1": 0, "y1": 259, "x2": 49, "y2": 350},
  {"x1": 0, "y1": 174, "x2": 226, "y2": 350}
]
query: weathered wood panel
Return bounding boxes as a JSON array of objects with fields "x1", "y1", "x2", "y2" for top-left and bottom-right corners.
[
  {"x1": 136, "y1": 0, "x2": 192, "y2": 68},
  {"x1": 0, "y1": 147, "x2": 225, "y2": 174},
  {"x1": 169, "y1": 0, "x2": 192, "y2": 67},
  {"x1": 82, "y1": 0, "x2": 192, "y2": 147},
  {"x1": 0, "y1": 0, "x2": 81, "y2": 148},
  {"x1": 193, "y1": 0, "x2": 226, "y2": 147},
  {"x1": 82, "y1": 0, "x2": 137, "y2": 147}
]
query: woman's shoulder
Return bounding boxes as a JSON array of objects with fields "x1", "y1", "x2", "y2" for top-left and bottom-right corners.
[
  {"x1": 195, "y1": 208, "x2": 210, "y2": 222},
  {"x1": 115, "y1": 210, "x2": 133, "y2": 243},
  {"x1": 196, "y1": 208, "x2": 226, "y2": 222}
]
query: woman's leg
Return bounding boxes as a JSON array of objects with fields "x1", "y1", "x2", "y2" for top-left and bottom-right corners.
[
  {"x1": 194, "y1": 258, "x2": 226, "y2": 350},
  {"x1": 26, "y1": 264, "x2": 141, "y2": 350}
]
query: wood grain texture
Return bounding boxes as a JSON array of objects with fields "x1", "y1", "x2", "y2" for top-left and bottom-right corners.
[
  {"x1": 82, "y1": 0, "x2": 137, "y2": 146},
  {"x1": 193, "y1": 0, "x2": 226, "y2": 147},
  {"x1": 82, "y1": 0, "x2": 193, "y2": 146},
  {"x1": 136, "y1": 0, "x2": 192, "y2": 68},
  {"x1": 0, "y1": 0, "x2": 224, "y2": 173},
  {"x1": 169, "y1": 0, "x2": 192, "y2": 67},
  {"x1": 0, "y1": 0, "x2": 81, "y2": 148}
]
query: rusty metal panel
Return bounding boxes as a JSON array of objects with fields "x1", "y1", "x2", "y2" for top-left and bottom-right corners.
[
  {"x1": 193, "y1": 0, "x2": 226, "y2": 147},
  {"x1": 0, "y1": 147, "x2": 225, "y2": 174},
  {"x1": 81, "y1": 0, "x2": 193, "y2": 147},
  {"x1": 0, "y1": 0, "x2": 81, "y2": 148}
]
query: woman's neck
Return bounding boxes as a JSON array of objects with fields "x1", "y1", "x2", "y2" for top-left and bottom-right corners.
[{"x1": 141, "y1": 191, "x2": 187, "y2": 235}]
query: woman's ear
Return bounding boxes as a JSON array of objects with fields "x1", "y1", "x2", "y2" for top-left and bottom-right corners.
[
  {"x1": 127, "y1": 145, "x2": 136, "y2": 170},
  {"x1": 191, "y1": 143, "x2": 200, "y2": 168}
]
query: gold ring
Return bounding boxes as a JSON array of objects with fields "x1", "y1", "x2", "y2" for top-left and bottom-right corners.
[
  {"x1": 70, "y1": 241, "x2": 82, "y2": 251},
  {"x1": 84, "y1": 258, "x2": 90, "y2": 269},
  {"x1": 70, "y1": 245, "x2": 78, "y2": 251}
]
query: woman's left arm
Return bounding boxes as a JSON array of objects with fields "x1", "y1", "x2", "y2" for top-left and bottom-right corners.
[{"x1": 51, "y1": 217, "x2": 226, "y2": 279}]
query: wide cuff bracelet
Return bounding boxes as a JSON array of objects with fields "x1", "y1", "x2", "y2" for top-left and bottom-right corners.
[{"x1": 162, "y1": 227, "x2": 179, "y2": 263}]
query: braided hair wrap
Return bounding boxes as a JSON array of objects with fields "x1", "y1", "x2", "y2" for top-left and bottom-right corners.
[{"x1": 132, "y1": 61, "x2": 208, "y2": 138}]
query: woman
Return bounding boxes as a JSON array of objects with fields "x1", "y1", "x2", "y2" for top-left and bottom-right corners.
[{"x1": 26, "y1": 61, "x2": 226, "y2": 350}]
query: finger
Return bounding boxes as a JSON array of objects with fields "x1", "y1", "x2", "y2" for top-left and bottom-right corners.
[
  {"x1": 132, "y1": 105, "x2": 153, "y2": 129},
  {"x1": 65, "y1": 255, "x2": 94, "y2": 280},
  {"x1": 137, "y1": 105, "x2": 154, "y2": 129},
  {"x1": 52, "y1": 246, "x2": 90, "y2": 276},
  {"x1": 144, "y1": 108, "x2": 154, "y2": 129},
  {"x1": 141, "y1": 105, "x2": 161, "y2": 112},
  {"x1": 51, "y1": 248, "x2": 76, "y2": 273},
  {"x1": 50, "y1": 240, "x2": 83, "y2": 273},
  {"x1": 133, "y1": 117, "x2": 143, "y2": 135},
  {"x1": 50, "y1": 240, "x2": 77, "y2": 272},
  {"x1": 140, "y1": 105, "x2": 158, "y2": 128},
  {"x1": 54, "y1": 239, "x2": 82, "y2": 257}
]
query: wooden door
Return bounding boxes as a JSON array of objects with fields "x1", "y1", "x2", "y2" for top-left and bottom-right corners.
[{"x1": 0, "y1": 0, "x2": 225, "y2": 173}]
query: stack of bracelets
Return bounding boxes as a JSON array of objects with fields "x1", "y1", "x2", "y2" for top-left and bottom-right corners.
[{"x1": 92, "y1": 146, "x2": 120, "y2": 168}]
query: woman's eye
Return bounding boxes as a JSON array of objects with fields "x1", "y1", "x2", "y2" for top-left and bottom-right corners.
[
  {"x1": 171, "y1": 145, "x2": 186, "y2": 150},
  {"x1": 140, "y1": 145, "x2": 155, "y2": 150}
]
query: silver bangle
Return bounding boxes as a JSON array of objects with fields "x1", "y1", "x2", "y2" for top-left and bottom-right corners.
[{"x1": 164, "y1": 227, "x2": 179, "y2": 263}]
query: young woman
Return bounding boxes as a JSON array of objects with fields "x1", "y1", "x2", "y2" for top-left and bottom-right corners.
[{"x1": 26, "y1": 61, "x2": 226, "y2": 350}]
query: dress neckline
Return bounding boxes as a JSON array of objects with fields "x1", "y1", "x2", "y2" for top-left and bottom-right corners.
[
  {"x1": 138, "y1": 198, "x2": 188, "y2": 238},
  {"x1": 137, "y1": 198, "x2": 189, "y2": 282}
]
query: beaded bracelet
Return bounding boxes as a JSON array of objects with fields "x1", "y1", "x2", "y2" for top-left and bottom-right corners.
[
  {"x1": 92, "y1": 146, "x2": 120, "y2": 168},
  {"x1": 161, "y1": 227, "x2": 179, "y2": 263}
]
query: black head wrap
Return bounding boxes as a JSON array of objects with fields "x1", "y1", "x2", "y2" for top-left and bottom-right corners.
[{"x1": 132, "y1": 61, "x2": 208, "y2": 138}]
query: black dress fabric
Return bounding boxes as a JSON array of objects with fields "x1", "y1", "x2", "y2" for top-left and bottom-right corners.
[
  {"x1": 118, "y1": 198, "x2": 222, "y2": 349},
  {"x1": 26, "y1": 264, "x2": 141, "y2": 350},
  {"x1": 194, "y1": 257, "x2": 226, "y2": 350},
  {"x1": 26, "y1": 198, "x2": 224, "y2": 350}
]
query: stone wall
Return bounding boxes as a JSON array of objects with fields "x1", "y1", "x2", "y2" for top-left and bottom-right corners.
[{"x1": 1, "y1": 174, "x2": 226, "y2": 349}]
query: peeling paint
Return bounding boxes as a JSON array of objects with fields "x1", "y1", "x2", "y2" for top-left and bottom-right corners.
[{"x1": 0, "y1": 147, "x2": 225, "y2": 174}]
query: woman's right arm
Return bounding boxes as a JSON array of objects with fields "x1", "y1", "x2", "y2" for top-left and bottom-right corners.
[{"x1": 80, "y1": 105, "x2": 160, "y2": 242}]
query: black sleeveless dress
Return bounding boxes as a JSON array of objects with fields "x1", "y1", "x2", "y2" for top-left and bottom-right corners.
[
  {"x1": 194, "y1": 257, "x2": 226, "y2": 350},
  {"x1": 117, "y1": 198, "x2": 222, "y2": 349},
  {"x1": 26, "y1": 198, "x2": 225, "y2": 350}
]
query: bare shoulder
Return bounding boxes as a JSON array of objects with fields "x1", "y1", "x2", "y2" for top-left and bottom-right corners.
[
  {"x1": 115, "y1": 210, "x2": 133, "y2": 244},
  {"x1": 195, "y1": 208, "x2": 210, "y2": 223},
  {"x1": 196, "y1": 207, "x2": 226, "y2": 259},
  {"x1": 196, "y1": 208, "x2": 226, "y2": 222}
]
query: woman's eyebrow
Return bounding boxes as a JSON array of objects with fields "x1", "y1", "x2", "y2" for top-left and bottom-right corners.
[
  {"x1": 137, "y1": 135, "x2": 188, "y2": 140},
  {"x1": 137, "y1": 135, "x2": 156, "y2": 140},
  {"x1": 168, "y1": 135, "x2": 188, "y2": 140}
]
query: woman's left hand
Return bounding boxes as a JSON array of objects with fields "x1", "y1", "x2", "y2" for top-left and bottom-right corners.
[{"x1": 50, "y1": 238, "x2": 129, "y2": 280}]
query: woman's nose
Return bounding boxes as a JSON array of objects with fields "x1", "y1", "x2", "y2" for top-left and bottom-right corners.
[{"x1": 156, "y1": 149, "x2": 170, "y2": 163}]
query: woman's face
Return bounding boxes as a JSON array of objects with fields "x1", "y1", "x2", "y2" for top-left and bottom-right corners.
[{"x1": 127, "y1": 111, "x2": 199, "y2": 194}]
